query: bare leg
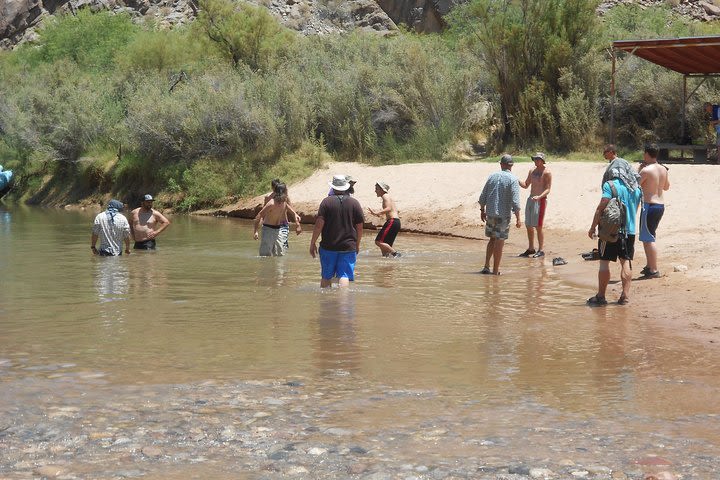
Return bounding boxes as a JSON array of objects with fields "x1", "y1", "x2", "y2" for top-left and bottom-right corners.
[
  {"x1": 492, "y1": 238, "x2": 505, "y2": 274},
  {"x1": 484, "y1": 237, "x2": 495, "y2": 269},
  {"x1": 338, "y1": 277, "x2": 350, "y2": 288},
  {"x1": 320, "y1": 278, "x2": 332, "y2": 288},
  {"x1": 525, "y1": 227, "x2": 535, "y2": 251},
  {"x1": 642, "y1": 241, "x2": 658, "y2": 272},
  {"x1": 375, "y1": 240, "x2": 396, "y2": 257},
  {"x1": 537, "y1": 225, "x2": 544, "y2": 252},
  {"x1": 597, "y1": 260, "x2": 611, "y2": 298},
  {"x1": 619, "y1": 258, "x2": 632, "y2": 300}
]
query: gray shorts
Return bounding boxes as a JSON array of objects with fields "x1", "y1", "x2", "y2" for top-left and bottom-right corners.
[
  {"x1": 485, "y1": 216, "x2": 510, "y2": 240},
  {"x1": 259, "y1": 224, "x2": 288, "y2": 256}
]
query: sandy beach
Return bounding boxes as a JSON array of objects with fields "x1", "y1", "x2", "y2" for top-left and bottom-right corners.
[{"x1": 217, "y1": 160, "x2": 720, "y2": 347}]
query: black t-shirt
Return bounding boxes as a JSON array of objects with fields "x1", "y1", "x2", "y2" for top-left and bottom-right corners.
[{"x1": 317, "y1": 193, "x2": 364, "y2": 251}]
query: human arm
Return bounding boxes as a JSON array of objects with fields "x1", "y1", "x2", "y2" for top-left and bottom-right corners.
[
  {"x1": 664, "y1": 171, "x2": 670, "y2": 191},
  {"x1": 91, "y1": 233, "x2": 99, "y2": 255},
  {"x1": 588, "y1": 197, "x2": 610, "y2": 239},
  {"x1": 532, "y1": 171, "x2": 552, "y2": 201},
  {"x1": 367, "y1": 195, "x2": 392, "y2": 217},
  {"x1": 147, "y1": 210, "x2": 171, "y2": 239},
  {"x1": 253, "y1": 204, "x2": 272, "y2": 240},
  {"x1": 355, "y1": 223, "x2": 363, "y2": 253},
  {"x1": 309, "y1": 217, "x2": 324, "y2": 258},
  {"x1": 286, "y1": 204, "x2": 303, "y2": 235},
  {"x1": 518, "y1": 171, "x2": 531, "y2": 189},
  {"x1": 511, "y1": 178, "x2": 522, "y2": 227}
]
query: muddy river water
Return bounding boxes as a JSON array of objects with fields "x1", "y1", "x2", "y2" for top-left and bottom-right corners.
[{"x1": 1, "y1": 207, "x2": 719, "y2": 479}]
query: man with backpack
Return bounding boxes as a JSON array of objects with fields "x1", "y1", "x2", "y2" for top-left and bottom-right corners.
[{"x1": 587, "y1": 145, "x2": 642, "y2": 306}]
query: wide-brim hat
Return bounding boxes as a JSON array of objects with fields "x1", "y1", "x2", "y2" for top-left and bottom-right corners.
[
  {"x1": 328, "y1": 174, "x2": 351, "y2": 191},
  {"x1": 531, "y1": 152, "x2": 546, "y2": 163},
  {"x1": 375, "y1": 181, "x2": 389, "y2": 193}
]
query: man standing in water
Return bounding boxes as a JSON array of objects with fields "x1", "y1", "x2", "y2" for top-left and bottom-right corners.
[
  {"x1": 367, "y1": 181, "x2": 401, "y2": 258},
  {"x1": 91, "y1": 199, "x2": 131, "y2": 256},
  {"x1": 130, "y1": 194, "x2": 171, "y2": 250},
  {"x1": 518, "y1": 152, "x2": 552, "y2": 258},
  {"x1": 478, "y1": 154, "x2": 522, "y2": 275},
  {"x1": 254, "y1": 183, "x2": 302, "y2": 256},
  {"x1": 638, "y1": 143, "x2": 670, "y2": 278},
  {"x1": 310, "y1": 175, "x2": 365, "y2": 288}
]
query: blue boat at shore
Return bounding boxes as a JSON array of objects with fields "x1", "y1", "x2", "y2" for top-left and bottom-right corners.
[{"x1": 0, "y1": 165, "x2": 13, "y2": 193}]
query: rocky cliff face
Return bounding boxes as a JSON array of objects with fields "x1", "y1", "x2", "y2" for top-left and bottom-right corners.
[{"x1": 2, "y1": 0, "x2": 720, "y2": 50}]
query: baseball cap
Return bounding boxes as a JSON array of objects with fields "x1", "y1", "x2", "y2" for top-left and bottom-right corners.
[
  {"x1": 500, "y1": 154, "x2": 513, "y2": 165},
  {"x1": 143, "y1": 194, "x2": 154, "y2": 201}
]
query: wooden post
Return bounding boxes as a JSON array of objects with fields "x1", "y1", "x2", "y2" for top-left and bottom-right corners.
[{"x1": 610, "y1": 50, "x2": 616, "y2": 144}]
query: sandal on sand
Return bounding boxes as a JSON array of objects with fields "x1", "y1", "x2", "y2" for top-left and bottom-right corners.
[
  {"x1": 552, "y1": 257, "x2": 568, "y2": 266},
  {"x1": 587, "y1": 295, "x2": 608, "y2": 306},
  {"x1": 480, "y1": 267, "x2": 492, "y2": 274},
  {"x1": 532, "y1": 250, "x2": 545, "y2": 258},
  {"x1": 617, "y1": 294, "x2": 629, "y2": 305},
  {"x1": 643, "y1": 270, "x2": 661, "y2": 279},
  {"x1": 518, "y1": 249, "x2": 536, "y2": 257},
  {"x1": 640, "y1": 266, "x2": 651, "y2": 276},
  {"x1": 581, "y1": 249, "x2": 600, "y2": 261}
]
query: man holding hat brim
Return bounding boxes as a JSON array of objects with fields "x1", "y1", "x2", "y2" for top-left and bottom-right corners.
[
  {"x1": 478, "y1": 154, "x2": 522, "y2": 275},
  {"x1": 130, "y1": 194, "x2": 171, "y2": 250},
  {"x1": 310, "y1": 175, "x2": 365, "y2": 288},
  {"x1": 518, "y1": 152, "x2": 552, "y2": 258},
  {"x1": 91, "y1": 199, "x2": 131, "y2": 256},
  {"x1": 368, "y1": 181, "x2": 402, "y2": 257}
]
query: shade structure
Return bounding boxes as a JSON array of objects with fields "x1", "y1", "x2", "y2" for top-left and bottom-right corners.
[{"x1": 613, "y1": 36, "x2": 720, "y2": 75}]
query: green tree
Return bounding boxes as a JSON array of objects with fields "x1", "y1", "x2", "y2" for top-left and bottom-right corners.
[
  {"x1": 196, "y1": 0, "x2": 295, "y2": 71},
  {"x1": 448, "y1": 0, "x2": 599, "y2": 147}
]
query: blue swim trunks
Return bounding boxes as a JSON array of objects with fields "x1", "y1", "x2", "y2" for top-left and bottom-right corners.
[
  {"x1": 639, "y1": 203, "x2": 665, "y2": 243},
  {"x1": 319, "y1": 247, "x2": 357, "y2": 281}
]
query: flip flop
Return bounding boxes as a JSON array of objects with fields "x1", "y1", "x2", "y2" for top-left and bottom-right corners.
[
  {"x1": 552, "y1": 257, "x2": 567, "y2": 266},
  {"x1": 480, "y1": 267, "x2": 492, "y2": 274},
  {"x1": 518, "y1": 249, "x2": 536, "y2": 257}
]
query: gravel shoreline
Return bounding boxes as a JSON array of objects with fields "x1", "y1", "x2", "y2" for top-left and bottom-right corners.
[{"x1": 2, "y1": 369, "x2": 717, "y2": 480}]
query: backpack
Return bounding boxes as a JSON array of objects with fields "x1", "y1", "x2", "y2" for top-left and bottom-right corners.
[{"x1": 598, "y1": 181, "x2": 626, "y2": 243}]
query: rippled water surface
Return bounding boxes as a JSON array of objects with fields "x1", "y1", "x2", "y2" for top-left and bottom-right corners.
[{"x1": 1, "y1": 206, "x2": 719, "y2": 478}]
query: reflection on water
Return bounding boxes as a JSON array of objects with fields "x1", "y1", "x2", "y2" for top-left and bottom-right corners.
[{"x1": 1, "y1": 206, "x2": 720, "y2": 472}]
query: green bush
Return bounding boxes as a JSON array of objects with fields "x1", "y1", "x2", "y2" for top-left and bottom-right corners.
[
  {"x1": 178, "y1": 159, "x2": 230, "y2": 211},
  {"x1": 32, "y1": 10, "x2": 139, "y2": 70}
]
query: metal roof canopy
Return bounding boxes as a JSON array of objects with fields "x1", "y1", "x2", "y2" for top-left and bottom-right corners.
[{"x1": 610, "y1": 35, "x2": 720, "y2": 143}]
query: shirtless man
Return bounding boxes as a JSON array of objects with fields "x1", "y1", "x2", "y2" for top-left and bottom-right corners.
[
  {"x1": 638, "y1": 143, "x2": 670, "y2": 278},
  {"x1": 254, "y1": 183, "x2": 302, "y2": 256},
  {"x1": 367, "y1": 181, "x2": 401, "y2": 258},
  {"x1": 130, "y1": 194, "x2": 171, "y2": 250},
  {"x1": 518, "y1": 152, "x2": 552, "y2": 258}
]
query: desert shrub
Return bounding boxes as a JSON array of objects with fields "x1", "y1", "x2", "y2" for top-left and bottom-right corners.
[
  {"x1": 125, "y1": 70, "x2": 281, "y2": 163},
  {"x1": 30, "y1": 10, "x2": 139, "y2": 70},
  {"x1": 448, "y1": 0, "x2": 600, "y2": 148},
  {"x1": 177, "y1": 159, "x2": 230, "y2": 211},
  {"x1": 195, "y1": 0, "x2": 296, "y2": 71},
  {"x1": 0, "y1": 61, "x2": 123, "y2": 163},
  {"x1": 115, "y1": 29, "x2": 210, "y2": 76}
]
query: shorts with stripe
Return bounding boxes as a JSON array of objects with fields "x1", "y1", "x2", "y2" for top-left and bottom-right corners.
[
  {"x1": 375, "y1": 218, "x2": 401, "y2": 246},
  {"x1": 525, "y1": 197, "x2": 546, "y2": 228},
  {"x1": 639, "y1": 203, "x2": 664, "y2": 243}
]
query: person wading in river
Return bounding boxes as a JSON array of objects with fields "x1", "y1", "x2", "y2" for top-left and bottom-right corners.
[{"x1": 129, "y1": 194, "x2": 171, "y2": 250}]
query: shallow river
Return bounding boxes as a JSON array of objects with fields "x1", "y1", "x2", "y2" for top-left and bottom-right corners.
[{"x1": 1, "y1": 206, "x2": 719, "y2": 479}]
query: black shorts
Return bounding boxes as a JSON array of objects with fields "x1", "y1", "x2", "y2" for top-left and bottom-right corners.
[
  {"x1": 598, "y1": 234, "x2": 635, "y2": 262},
  {"x1": 375, "y1": 218, "x2": 401, "y2": 246},
  {"x1": 134, "y1": 239, "x2": 156, "y2": 250}
]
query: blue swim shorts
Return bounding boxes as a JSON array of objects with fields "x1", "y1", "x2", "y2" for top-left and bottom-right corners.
[
  {"x1": 639, "y1": 203, "x2": 664, "y2": 243},
  {"x1": 319, "y1": 247, "x2": 357, "y2": 281}
]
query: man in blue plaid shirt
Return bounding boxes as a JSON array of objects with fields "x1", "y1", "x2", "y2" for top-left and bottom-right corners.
[{"x1": 478, "y1": 154, "x2": 522, "y2": 275}]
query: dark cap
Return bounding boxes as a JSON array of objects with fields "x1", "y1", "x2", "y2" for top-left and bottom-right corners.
[{"x1": 143, "y1": 194, "x2": 154, "y2": 201}]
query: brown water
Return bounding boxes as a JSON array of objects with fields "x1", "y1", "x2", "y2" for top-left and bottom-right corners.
[{"x1": 1, "y1": 206, "x2": 719, "y2": 478}]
